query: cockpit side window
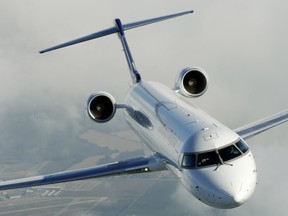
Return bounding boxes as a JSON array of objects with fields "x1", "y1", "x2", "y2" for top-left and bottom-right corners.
[
  {"x1": 182, "y1": 154, "x2": 196, "y2": 168},
  {"x1": 197, "y1": 151, "x2": 221, "y2": 167},
  {"x1": 235, "y1": 139, "x2": 249, "y2": 153}
]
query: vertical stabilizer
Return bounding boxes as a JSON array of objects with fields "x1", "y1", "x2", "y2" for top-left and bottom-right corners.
[{"x1": 114, "y1": 18, "x2": 141, "y2": 83}]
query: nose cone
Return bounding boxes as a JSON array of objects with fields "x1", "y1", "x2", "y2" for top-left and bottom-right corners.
[
  {"x1": 184, "y1": 151, "x2": 257, "y2": 209},
  {"x1": 218, "y1": 184, "x2": 255, "y2": 209},
  {"x1": 201, "y1": 180, "x2": 256, "y2": 209},
  {"x1": 233, "y1": 193, "x2": 249, "y2": 206}
]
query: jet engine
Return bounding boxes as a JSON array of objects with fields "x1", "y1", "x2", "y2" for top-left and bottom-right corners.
[
  {"x1": 174, "y1": 67, "x2": 209, "y2": 97},
  {"x1": 86, "y1": 92, "x2": 116, "y2": 123}
]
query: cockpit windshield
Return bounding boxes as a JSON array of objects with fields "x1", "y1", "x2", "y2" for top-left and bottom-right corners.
[
  {"x1": 181, "y1": 139, "x2": 249, "y2": 169},
  {"x1": 197, "y1": 151, "x2": 220, "y2": 167},
  {"x1": 218, "y1": 145, "x2": 241, "y2": 162}
]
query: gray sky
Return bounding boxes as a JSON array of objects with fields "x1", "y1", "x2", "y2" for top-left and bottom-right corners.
[{"x1": 0, "y1": 0, "x2": 288, "y2": 215}]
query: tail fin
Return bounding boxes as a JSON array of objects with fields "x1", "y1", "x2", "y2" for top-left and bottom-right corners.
[{"x1": 39, "y1": 10, "x2": 193, "y2": 54}]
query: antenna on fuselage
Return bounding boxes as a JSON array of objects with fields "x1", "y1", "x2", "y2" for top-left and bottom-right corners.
[{"x1": 39, "y1": 10, "x2": 193, "y2": 83}]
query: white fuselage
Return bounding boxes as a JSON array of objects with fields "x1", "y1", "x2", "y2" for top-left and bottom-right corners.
[{"x1": 123, "y1": 81, "x2": 257, "y2": 209}]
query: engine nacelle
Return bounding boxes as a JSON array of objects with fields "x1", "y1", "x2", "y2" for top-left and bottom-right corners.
[
  {"x1": 86, "y1": 92, "x2": 116, "y2": 123},
  {"x1": 174, "y1": 67, "x2": 209, "y2": 97}
]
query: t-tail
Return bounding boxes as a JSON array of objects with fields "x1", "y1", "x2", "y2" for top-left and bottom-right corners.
[{"x1": 39, "y1": 10, "x2": 193, "y2": 84}]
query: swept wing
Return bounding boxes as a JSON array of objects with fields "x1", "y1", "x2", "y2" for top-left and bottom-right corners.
[
  {"x1": 0, "y1": 155, "x2": 167, "y2": 190},
  {"x1": 235, "y1": 109, "x2": 288, "y2": 139}
]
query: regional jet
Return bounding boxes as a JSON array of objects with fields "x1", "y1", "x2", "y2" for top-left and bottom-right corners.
[{"x1": 0, "y1": 10, "x2": 287, "y2": 209}]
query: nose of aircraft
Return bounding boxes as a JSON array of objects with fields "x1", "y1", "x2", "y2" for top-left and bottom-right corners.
[
  {"x1": 183, "y1": 151, "x2": 257, "y2": 209},
  {"x1": 196, "y1": 179, "x2": 256, "y2": 209},
  {"x1": 218, "y1": 185, "x2": 254, "y2": 208},
  {"x1": 217, "y1": 154, "x2": 257, "y2": 208}
]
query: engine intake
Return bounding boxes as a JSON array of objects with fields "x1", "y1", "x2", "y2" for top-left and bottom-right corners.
[
  {"x1": 175, "y1": 67, "x2": 209, "y2": 97},
  {"x1": 87, "y1": 92, "x2": 116, "y2": 123}
]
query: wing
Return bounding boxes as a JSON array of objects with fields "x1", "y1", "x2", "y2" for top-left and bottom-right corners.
[
  {"x1": 0, "y1": 155, "x2": 167, "y2": 190},
  {"x1": 235, "y1": 109, "x2": 288, "y2": 140}
]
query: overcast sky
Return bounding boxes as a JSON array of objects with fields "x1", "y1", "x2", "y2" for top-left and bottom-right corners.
[{"x1": 0, "y1": 0, "x2": 288, "y2": 215}]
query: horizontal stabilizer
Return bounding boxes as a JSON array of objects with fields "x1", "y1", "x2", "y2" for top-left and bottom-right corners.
[
  {"x1": 39, "y1": 10, "x2": 193, "y2": 54},
  {"x1": 39, "y1": 28, "x2": 116, "y2": 54}
]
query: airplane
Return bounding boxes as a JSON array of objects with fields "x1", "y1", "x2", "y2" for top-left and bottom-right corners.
[{"x1": 0, "y1": 10, "x2": 288, "y2": 209}]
